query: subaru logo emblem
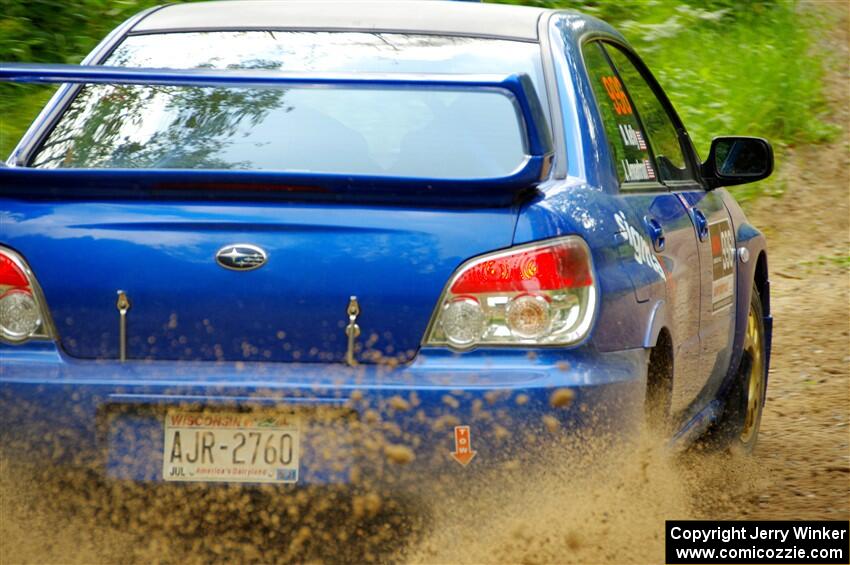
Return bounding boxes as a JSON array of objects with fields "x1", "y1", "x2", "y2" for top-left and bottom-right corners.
[{"x1": 215, "y1": 244, "x2": 267, "y2": 271}]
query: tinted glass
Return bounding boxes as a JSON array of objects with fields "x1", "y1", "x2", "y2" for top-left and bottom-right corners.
[
  {"x1": 582, "y1": 42, "x2": 657, "y2": 185},
  {"x1": 715, "y1": 138, "x2": 770, "y2": 176},
  {"x1": 31, "y1": 32, "x2": 548, "y2": 178},
  {"x1": 604, "y1": 45, "x2": 695, "y2": 182}
]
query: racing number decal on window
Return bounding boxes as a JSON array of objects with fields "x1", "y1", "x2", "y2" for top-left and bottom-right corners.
[
  {"x1": 601, "y1": 76, "x2": 633, "y2": 115},
  {"x1": 583, "y1": 43, "x2": 657, "y2": 185},
  {"x1": 709, "y1": 219, "x2": 735, "y2": 312},
  {"x1": 600, "y1": 75, "x2": 656, "y2": 181}
]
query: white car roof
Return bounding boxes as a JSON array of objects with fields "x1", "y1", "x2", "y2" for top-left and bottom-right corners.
[{"x1": 132, "y1": 1, "x2": 547, "y2": 42}]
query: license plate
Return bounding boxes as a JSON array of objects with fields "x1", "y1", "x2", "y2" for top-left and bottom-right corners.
[{"x1": 162, "y1": 411, "x2": 300, "y2": 483}]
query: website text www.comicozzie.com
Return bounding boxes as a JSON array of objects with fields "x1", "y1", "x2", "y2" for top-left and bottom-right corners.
[
  {"x1": 673, "y1": 545, "x2": 843, "y2": 562},
  {"x1": 665, "y1": 521, "x2": 849, "y2": 564}
]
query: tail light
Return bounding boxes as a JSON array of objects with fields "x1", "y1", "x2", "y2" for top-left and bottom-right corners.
[
  {"x1": 424, "y1": 236, "x2": 596, "y2": 350},
  {"x1": 0, "y1": 247, "x2": 53, "y2": 343}
]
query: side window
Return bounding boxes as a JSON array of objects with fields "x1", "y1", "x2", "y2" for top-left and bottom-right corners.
[
  {"x1": 582, "y1": 42, "x2": 657, "y2": 185},
  {"x1": 604, "y1": 45, "x2": 695, "y2": 182}
]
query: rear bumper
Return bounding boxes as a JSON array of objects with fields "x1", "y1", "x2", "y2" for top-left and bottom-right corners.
[{"x1": 1, "y1": 344, "x2": 648, "y2": 486}]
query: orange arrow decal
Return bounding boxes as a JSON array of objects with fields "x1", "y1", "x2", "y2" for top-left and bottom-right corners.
[{"x1": 450, "y1": 425, "x2": 477, "y2": 466}]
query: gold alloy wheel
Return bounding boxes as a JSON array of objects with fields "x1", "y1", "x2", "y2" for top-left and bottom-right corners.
[{"x1": 740, "y1": 301, "x2": 765, "y2": 443}]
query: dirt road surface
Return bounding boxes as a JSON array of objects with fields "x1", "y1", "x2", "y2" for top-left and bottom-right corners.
[
  {"x1": 1, "y1": 2, "x2": 847, "y2": 564},
  {"x1": 737, "y1": 0, "x2": 849, "y2": 522}
]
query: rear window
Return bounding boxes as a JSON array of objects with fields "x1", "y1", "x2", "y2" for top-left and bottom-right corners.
[{"x1": 30, "y1": 32, "x2": 548, "y2": 179}]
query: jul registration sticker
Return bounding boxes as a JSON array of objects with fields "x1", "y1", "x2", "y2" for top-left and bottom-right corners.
[{"x1": 162, "y1": 411, "x2": 300, "y2": 483}]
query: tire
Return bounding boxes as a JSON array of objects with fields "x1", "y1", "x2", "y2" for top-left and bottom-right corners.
[{"x1": 700, "y1": 283, "x2": 767, "y2": 453}]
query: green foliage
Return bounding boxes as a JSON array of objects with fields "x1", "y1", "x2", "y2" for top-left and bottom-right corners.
[
  {"x1": 0, "y1": 84, "x2": 54, "y2": 158},
  {"x1": 0, "y1": 0, "x2": 166, "y2": 157},
  {"x1": 0, "y1": 0, "x2": 162, "y2": 64},
  {"x1": 0, "y1": 0, "x2": 836, "y2": 204}
]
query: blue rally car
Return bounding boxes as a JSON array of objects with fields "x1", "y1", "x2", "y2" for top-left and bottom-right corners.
[{"x1": 0, "y1": 1, "x2": 773, "y2": 487}]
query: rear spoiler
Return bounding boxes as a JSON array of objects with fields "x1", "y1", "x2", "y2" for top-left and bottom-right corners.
[{"x1": 0, "y1": 64, "x2": 554, "y2": 206}]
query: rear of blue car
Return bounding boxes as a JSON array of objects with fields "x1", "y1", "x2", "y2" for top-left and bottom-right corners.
[{"x1": 0, "y1": 12, "x2": 647, "y2": 488}]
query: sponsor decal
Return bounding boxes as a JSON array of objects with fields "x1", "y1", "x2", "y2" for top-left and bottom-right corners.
[
  {"x1": 618, "y1": 123, "x2": 647, "y2": 150},
  {"x1": 709, "y1": 219, "x2": 735, "y2": 312},
  {"x1": 614, "y1": 211, "x2": 666, "y2": 279},
  {"x1": 620, "y1": 158, "x2": 656, "y2": 182}
]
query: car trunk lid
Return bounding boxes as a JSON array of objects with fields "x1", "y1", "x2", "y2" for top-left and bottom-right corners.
[{"x1": 2, "y1": 197, "x2": 518, "y2": 363}]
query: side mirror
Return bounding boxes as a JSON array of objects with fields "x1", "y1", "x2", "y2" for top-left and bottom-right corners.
[{"x1": 702, "y1": 136, "x2": 773, "y2": 189}]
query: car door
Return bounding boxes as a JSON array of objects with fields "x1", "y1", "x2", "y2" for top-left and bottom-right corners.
[
  {"x1": 582, "y1": 41, "x2": 703, "y2": 414},
  {"x1": 603, "y1": 44, "x2": 737, "y2": 405},
  {"x1": 677, "y1": 184, "x2": 737, "y2": 394}
]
